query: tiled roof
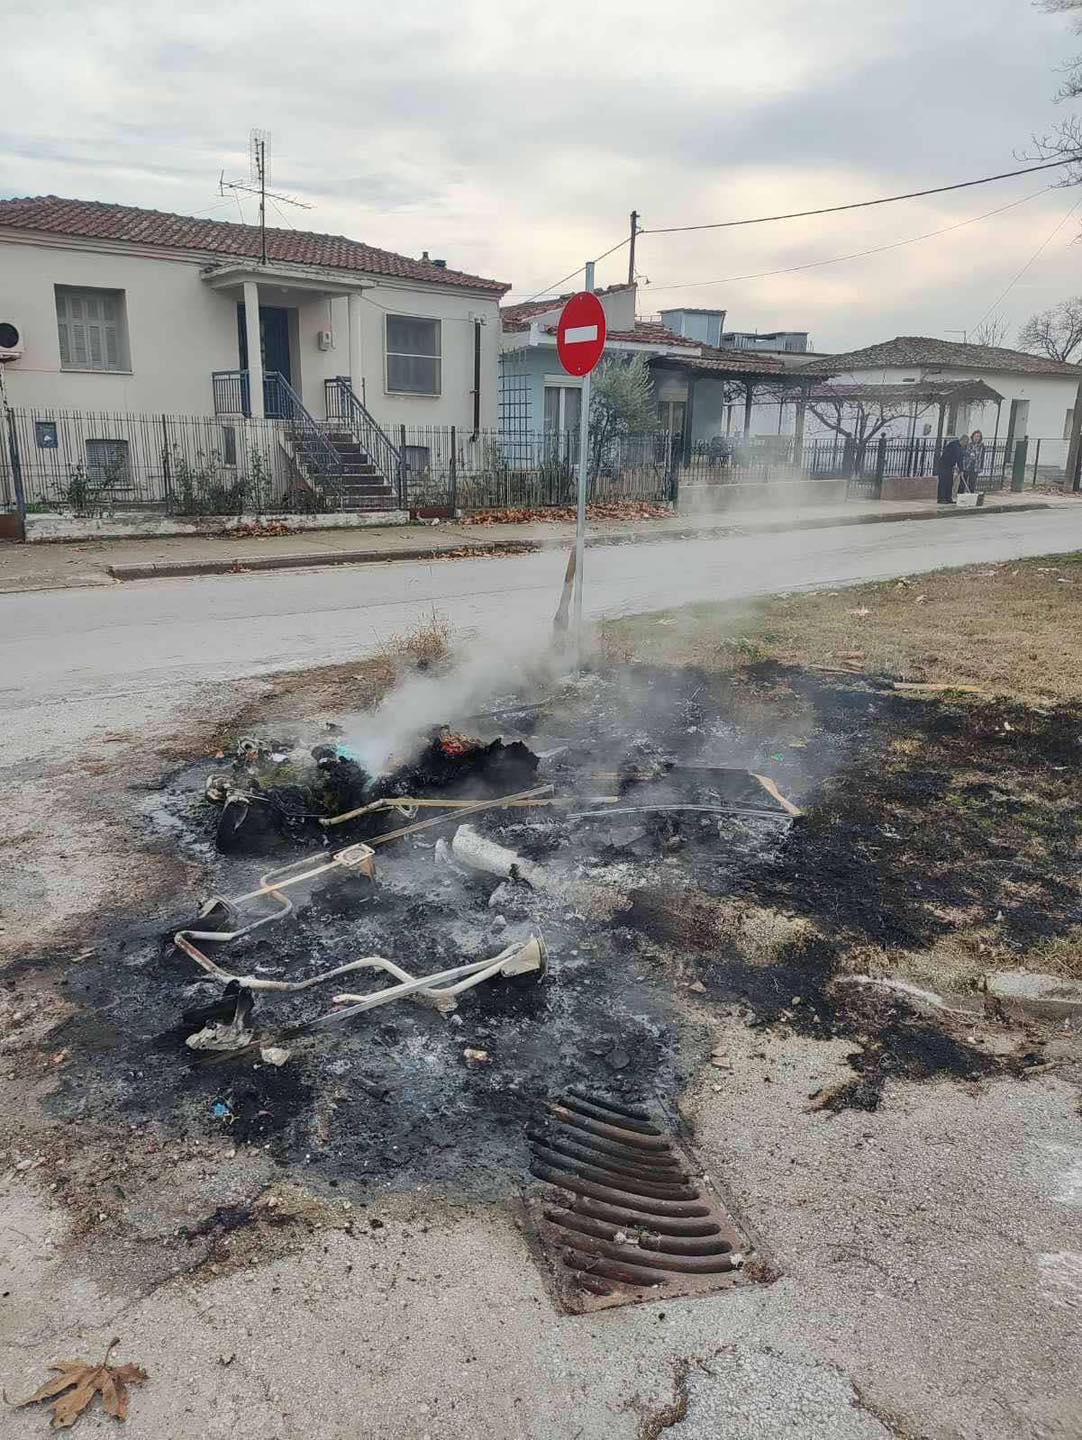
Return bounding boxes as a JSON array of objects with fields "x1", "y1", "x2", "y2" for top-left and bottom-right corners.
[
  {"x1": 690, "y1": 347, "x2": 787, "y2": 376},
  {"x1": 501, "y1": 283, "x2": 634, "y2": 326},
  {"x1": 0, "y1": 195, "x2": 509, "y2": 293},
  {"x1": 799, "y1": 335, "x2": 1082, "y2": 378}
]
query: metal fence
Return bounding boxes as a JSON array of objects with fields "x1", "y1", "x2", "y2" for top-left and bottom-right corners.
[
  {"x1": 394, "y1": 425, "x2": 676, "y2": 511},
  {"x1": 2, "y1": 408, "x2": 324, "y2": 516},
  {"x1": 1, "y1": 405, "x2": 1058, "y2": 519}
]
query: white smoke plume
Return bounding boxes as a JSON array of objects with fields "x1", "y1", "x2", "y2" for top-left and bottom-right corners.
[{"x1": 343, "y1": 625, "x2": 567, "y2": 776}]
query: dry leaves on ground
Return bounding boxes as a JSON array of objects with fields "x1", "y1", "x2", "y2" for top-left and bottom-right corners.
[
  {"x1": 461, "y1": 500, "x2": 672, "y2": 526},
  {"x1": 16, "y1": 1340, "x2": 147, "y2": 1429}
]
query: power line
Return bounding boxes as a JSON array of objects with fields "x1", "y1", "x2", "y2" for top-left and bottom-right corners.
[
  {"x1": 515, "y1": 235, "x2": 630, "y2": 306},
  {"x1": 973, "y1": 194, "x2": 1082, "y2": 330},
  {"x1": 642, "y1": 155, "x2": 1082, "y2": 236},
  {"x1": 641, "y1": 189, "x2": 1049, "y2": 295}
]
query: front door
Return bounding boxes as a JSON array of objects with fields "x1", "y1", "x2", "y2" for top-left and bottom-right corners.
[{"x1": 237, "y1": 304, "x2": 292, "y2": 415}]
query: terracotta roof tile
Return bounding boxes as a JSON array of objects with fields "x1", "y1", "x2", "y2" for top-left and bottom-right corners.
[
  {"x1": 799, "y1": 335, "x2": 1082, "y2": 378},
  {"x1": 501, "y1": 283, "x2": 634, "y2": 325},
  {"x1": 0, "y1": 195, "x2": 509, "y2": 293}
]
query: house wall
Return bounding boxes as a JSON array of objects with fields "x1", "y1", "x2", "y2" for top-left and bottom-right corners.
[
  {"x1": 339, "y1": 283, "x2": 501, "y2": 431},
  {"x1": 0, "y1": 238, "x2": 235, "y2": 414},
  {"x1": 0, "y1": 235, "x2": 502, "y2": 432},
  {"x1": 799, "y1": 365, "x2": 1080, "y2": 465}
]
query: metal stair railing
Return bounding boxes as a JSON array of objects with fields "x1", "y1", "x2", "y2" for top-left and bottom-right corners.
[
  {"x1": 324, "y1": 376, "x2": 408, "y2": 507},
  {"x1": 263, "y1": 372, "x2": 345, "y2": 494}
]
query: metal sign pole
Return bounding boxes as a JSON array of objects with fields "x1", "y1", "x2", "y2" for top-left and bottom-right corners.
[{"x1": 572, "y1": 259, "x2": 595, "y2": 652}]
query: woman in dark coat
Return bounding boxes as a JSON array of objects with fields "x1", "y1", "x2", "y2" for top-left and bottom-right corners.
[{"x1": 937, "y1": 434, "x2": 964, "y2": 504}]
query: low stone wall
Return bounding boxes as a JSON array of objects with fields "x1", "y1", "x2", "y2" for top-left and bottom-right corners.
[
  {"x1": 24, "y1": 509, "x2": 409, "y2": 544},
  {"x1": 880, "y1": 474, "x2": 937, "y2": 503},
  {"x1": 678, "y1": 477, "x2": 849, "y2": 512}
]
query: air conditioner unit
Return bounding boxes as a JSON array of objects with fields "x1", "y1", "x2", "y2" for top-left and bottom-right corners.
[
  {"x1": 317, "y1": 329, "x2": 333, "y2": 351},
  {"x1": 0, "y1": 320, "x2": 23, "y2": 361}
]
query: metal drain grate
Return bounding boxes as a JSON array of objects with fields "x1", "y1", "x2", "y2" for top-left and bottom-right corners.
[{"x1": 520, "y1": 1088, "x2": 757, "y2": 1313}]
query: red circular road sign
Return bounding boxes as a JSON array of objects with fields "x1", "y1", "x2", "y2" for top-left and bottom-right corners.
[{"x1": 557, "y1": 291, "x2": 607, "y2": 377}]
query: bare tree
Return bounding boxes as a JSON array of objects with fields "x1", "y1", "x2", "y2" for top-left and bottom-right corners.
[
  {"x1": 1037, "y1": 0, "x2": 1082, "y2": 99},
  {"x1": 1017, "y1": 295, "x2": 1082, "y2": 359},
  {"x1": 806, "y1": 389, "x2": 919, "y2": 468},
  {"x1": 972, "y1": 315, "x2": 1010, "y2": 348},
  {"x1": 1030, "y1": 3, "x2": 1082, "y2": 173}
]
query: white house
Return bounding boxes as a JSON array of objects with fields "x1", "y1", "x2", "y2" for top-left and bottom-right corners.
[
  {"x1": 0, "y1": 195, "x2": 508, "y2": 515},
  {"x1": 797, "y1": 335, "x2": 1082, "y2": 474}
]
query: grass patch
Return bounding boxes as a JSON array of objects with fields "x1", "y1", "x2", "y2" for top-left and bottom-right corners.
[{"x1": 598, "y1": 551, "x2": 1082, "y2": 703}]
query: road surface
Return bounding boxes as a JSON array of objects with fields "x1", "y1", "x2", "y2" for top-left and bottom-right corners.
[{"x1": 3, "y1": 506, "x2": 1081, "y2": 763}]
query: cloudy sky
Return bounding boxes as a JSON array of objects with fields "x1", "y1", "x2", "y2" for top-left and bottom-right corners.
[{"x1": 4, "y1": 0, "x2": 1082, "y2": 349}]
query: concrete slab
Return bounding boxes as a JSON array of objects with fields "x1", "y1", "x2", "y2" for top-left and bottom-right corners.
[{"x1": 986, "y1": 971, "x2": 1082, "y2": 1021}]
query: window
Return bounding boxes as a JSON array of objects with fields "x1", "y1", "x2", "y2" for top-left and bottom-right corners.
[
  {"x1": 221, "y1": 426, "x2": 238, "y2": 467},
  {"x1": 658, "y1": 400, "x2": 687, "y2": 444},
  {"x1": 404, "y1": 444, "x2": 431, "y2": 479},
  {"x1": 1065, "y1": 408, "x2": 1075, "y2": 442},
  {"x1": 385, "y1": 315, "x2": 441, "y2": 394},
  {"x1": 543, "y1": 384, "x2": 582, "y2": 433},
  {"x1": 84, "y1": 439, "x2": 130, "y2": 488},
  {"x1": 55, "y1": 287, "x2": 129, "y2": 372}
]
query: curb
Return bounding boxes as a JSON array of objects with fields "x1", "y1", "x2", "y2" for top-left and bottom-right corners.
[
  {"x1": 107, "y1": 538, "x2": 540, "y2": 582},
  {"x1": 98, "y1": 499, "x2": 1052, "y2": 582}
]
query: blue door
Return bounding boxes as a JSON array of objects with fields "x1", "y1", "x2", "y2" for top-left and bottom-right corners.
[{"x1": 237, "y1": 305, "x2": 292, "y2": 415}]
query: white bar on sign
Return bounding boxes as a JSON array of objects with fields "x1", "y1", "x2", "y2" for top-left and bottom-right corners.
[{"x1": 564, "y1": 324, "x2": 599, "y2": 344}]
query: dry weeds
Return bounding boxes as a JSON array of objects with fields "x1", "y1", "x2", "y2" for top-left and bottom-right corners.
[{"x1": 601, "y1": 551, "x2": 1082, "y2": 703}]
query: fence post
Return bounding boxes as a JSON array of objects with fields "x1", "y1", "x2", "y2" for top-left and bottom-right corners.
[
  {"x1": 398, "y1": 424, "x2": 408, "y2": 510},
  {"x1": 449, "y1": 425, "x2": 458, "y2": 514},
  {"x1": 1031, "y1": 437, "x2": 1041, "y2": 487},
  {"x1": 874, "y1": 434, "x2": 887, "y2": 496},
  {"x1": 1010, "y1": 437, "x2": 1028, "y2": 492},
  {"x1": 160, "y1": 415, "x2": 173, "y2": 510}
]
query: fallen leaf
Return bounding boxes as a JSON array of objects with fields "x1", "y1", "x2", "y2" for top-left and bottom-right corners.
[
  {"x1": 463, "y1": 1048, "x2": 490, "y2": 1063},
  {"x1": 17, "y1": 1340, "x2": 147, "y2": 1429}
]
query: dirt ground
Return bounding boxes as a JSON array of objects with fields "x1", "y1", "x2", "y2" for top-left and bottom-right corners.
[{"x1": 2, "y1": 558, "x2": 1081, "y2": 1439}]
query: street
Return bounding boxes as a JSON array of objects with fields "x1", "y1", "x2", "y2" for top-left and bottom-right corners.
[{"x1": 4, "y1": 506, "x2": 1082, "y2": 765}]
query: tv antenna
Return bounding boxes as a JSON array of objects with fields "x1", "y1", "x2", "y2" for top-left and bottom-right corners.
[{"x1": 219, "y1": 129, "x2": 311, "y2": 265}]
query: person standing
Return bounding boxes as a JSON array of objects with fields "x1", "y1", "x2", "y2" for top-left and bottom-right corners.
[
  {"x1": 964, "y1": 428, "x2": 986, "y2": 491},
  {"x1": 937, "y1": 433, "x2": 964, "y2": 504}
]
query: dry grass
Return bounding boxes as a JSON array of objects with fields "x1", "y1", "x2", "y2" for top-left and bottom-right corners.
[
  {"x1": 599, "y1": 551, "x2": 1082, "y2": 703},
  {"x1": 384, "y1": 608, "x2": 453, "y2": 669}
]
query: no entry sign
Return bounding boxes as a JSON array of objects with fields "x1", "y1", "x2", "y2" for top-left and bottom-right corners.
[{"x1": 557, "y1": 291, "x2": 607, "y2": 376}]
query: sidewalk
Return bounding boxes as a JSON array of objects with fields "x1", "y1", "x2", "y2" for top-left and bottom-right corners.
[{"x1": 0, "y1": 492, "x2": 1073, "y2": 593}]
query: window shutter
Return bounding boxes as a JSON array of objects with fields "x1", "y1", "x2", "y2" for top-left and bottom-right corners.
[{"x1": 55, "y1": 287, "x2": 126, "y2": 371}]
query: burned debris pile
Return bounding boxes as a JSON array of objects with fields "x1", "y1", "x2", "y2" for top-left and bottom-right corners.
[
  {"x1": 207, "y1": 730, "x2": 540, "y2": 854},
  {"x1": 68, "y1": 662, "x2": 1047, "y2": 1201}
]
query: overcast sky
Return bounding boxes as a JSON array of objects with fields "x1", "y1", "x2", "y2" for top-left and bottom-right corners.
[{"x1": 4, "y1": 0, "x2": 1082, "y2": 350}]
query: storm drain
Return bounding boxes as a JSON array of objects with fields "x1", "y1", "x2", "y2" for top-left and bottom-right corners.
[{"x1": 520, "y1": 1088, "x2": 757, "y2": 1313}]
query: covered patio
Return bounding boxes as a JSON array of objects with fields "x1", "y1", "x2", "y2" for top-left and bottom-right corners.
[{"x1": 201, "y1": 261, "x2": 371, "y2": 419}]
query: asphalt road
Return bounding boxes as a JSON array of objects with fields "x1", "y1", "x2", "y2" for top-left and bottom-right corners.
[{"x1": 4, "y1": 506, "x2": 1082, "y2": 763}]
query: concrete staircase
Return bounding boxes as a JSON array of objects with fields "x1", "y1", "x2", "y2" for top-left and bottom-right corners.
[{"x1": 321, "y1": 428, "x2": 399, "y2": 511}]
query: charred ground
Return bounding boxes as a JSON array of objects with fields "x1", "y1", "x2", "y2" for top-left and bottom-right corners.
[{"x1": 11, "y1": 658, "x2": 1074, "y2": 1219}]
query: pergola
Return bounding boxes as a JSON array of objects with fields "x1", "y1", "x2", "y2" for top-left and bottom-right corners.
[
  {"x1": 799, "y1": 378, "x2": 1006, "y2": 451},
  {"x1": 649, "y1": 350, "x2": 812, "y2": 460}
]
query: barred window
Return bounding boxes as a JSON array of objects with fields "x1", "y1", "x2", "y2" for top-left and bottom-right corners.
[
  {"x1": 55, "y1": 287, "x2": 129, "y2": 372},
  {"x1": 386, "y1": 315, "x2": 441, "y2": 395}
]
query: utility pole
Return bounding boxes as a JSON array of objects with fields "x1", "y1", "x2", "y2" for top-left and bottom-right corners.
[{"x1": 627, "y1": 210, "x2": 638, "y2": 286}]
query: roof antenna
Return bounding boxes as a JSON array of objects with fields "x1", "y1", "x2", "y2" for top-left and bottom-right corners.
[{"x1": 219, "y1": 129, "x2": 311, "y2": 265}]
